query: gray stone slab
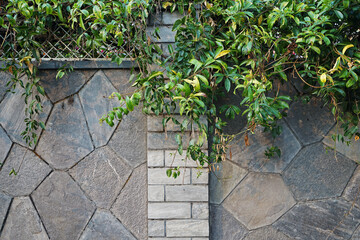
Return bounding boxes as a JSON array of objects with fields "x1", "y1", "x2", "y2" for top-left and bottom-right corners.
[
  {"x1": 343, "y1": 166, "x2": 360, "y2": 208},
  {"x1": 0, "y1": 84, "x2": 52, "y2": 148},
  {"x1": 210, "y1": 161, "x2": 248, "y2": 204},
  {"x1": 223, "y1": 172, "x2": 295, "y2": 230},
  {"x1": 147, "y1": 26, "x2": 176, "y2": 43},
  {"x1": 147, "y1": 132, "x2": 207, "y2": 150},
  {"x1": 0, "y1": 125, "x2": 12, "y2": 165},
  {"x1": 166, "y1": 220, "x2": 209, "y2": 237},
  {"x1": 111, "y1": 164, "x2": 147, "y2": 240},
  {"x1": 148, "y1": 220, "x2": 165, "y2": 237},
  {"x1": 69, "y1": 146, "x2": 132, "y2": 209},
  {"x1": 283, "y1": 143, "x2": 356, "y2": 201},
  {"x1": 0, "y1": 144, "x2": 51, "y2": 196},
  {"x1": 38, "y1": 70, "x2": 95, "y2": 102},
  {"x1": 32, "y1": 171, "x2": 95, "y2": 240},
  {"x1": 274, "y1": 199, "x2": 360, "y2": 240},
  {"x1": 285, "y1": 97, "x2": 334, "y2": 145},
  {"x1": 166, "y1": 185, "x2": 208, "y2": 201},
  {"x1": 229, "y1": 122, "x2": 301, "y2": 173},
  {"x1": 79, "y1": 71, "x2": 118, "y2": 147},
  {"x1": 0, "y1": 192, "x2": 11, "y2": 229},
  {"x1": 148, "y1": 203, "x2": 191, "y2": 219},
  {"x1": 162, "y1": 11, "x2": 184, "y2": 25},
  {"x1": 103, "y1": 69, "x2": 135, "y2": 93},
  {"x1": 0, "y1": 72, "x2": 11, "y2": 102},
  {"x1": 243, "y1": 227, "x2": 293, "y2": 240},
  {"x1": 210, "y1": 205, "x2": 248, "y2": 240},
  {"x1": 1, "y1": 197, "x2": 49, "y2": 240},
  {"x1": 323, "y1": 125, "x2": 360, "y2": 163},
  {"x1": 108, "y1": 109, "x2": 146, "y2": 168},
  {"x1": 79, "y1": 210, "x2": 136, "y2": 240},
  {"x1": 352, "y1": 226, "x2": 360, "y2": 239},
  {"x1": 36, "y1": 95, "x2": 94, "y2": 169}
]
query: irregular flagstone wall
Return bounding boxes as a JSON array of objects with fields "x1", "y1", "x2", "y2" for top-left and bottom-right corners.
[
  {"x1": 0, "y1": 69, "x2": 148, "y2": 240},
  {"x1": 210, "y1": 78, "x2": 360, "y2": 240}
]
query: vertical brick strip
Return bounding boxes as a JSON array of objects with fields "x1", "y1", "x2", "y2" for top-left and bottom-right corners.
[{"x1": 147, "y1": 115, "x2": 209, "y2": 239}]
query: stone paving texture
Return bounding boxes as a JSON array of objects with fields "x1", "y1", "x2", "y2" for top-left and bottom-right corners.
[
  {"x1": 1, "y1": 197, "x2": 49, "y2": 240},
  {"x1": 0, "y1": 192, "x2": 11, "y2": 231},
  {"x1": 223, "y1": 172, "x2": 296, "y2": 230},
  {"x1": 243, "y1": 226, "x2": 293, "y2": 240},
  {"x1": 283, "y1": 143, "x2": 356, "y2": 201},
  {"x1": 0, "y1": 126, "x2": 11, "y2": 165},
  {"x1": 36, "y1": 95, "x2": 94, "y2": 169},
  {"x1": 0, "y1": 72, "x2": 11, "y2": 102},
  {"x1": 79, "y1": 71, "x2": 118, "y2": 147}
]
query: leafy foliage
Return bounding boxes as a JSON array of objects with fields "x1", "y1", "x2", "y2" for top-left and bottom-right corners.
[{"x1": 1, "y1": 0, "x2": 360, "y2": 169}]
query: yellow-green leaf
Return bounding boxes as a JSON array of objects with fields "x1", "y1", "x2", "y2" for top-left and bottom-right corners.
[
  {"x1": 215, "y1": 50, "x2": 231, "y2": 59},
  {"x1": 342, "y1": 44, "x2": 354, "y2": 55},
  {"x1": 320, "y1": 73, "x2": 327, "y2": 83}
]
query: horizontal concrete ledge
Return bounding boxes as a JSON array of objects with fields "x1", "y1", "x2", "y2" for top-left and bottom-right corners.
[{"x1": 0, "y1": 59, "x2": 137, "y2": 70}]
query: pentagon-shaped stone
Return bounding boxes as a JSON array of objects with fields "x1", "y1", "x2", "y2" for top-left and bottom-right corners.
[
  {"x1": 39, "y1": 70, "x2": 95, "y2": 103},
  {"x1": 0, "y1": 125, "x2": 12, "y2": 165},
  {"x1": 274, "y1": 199, "x2": 360, "y2": 240},
  {"x1": 323, "y1": 125, "x2": 360, "y2": 163},
  {"x1": 0, "y1": 144, "x2": 51, "y2": 196},
  {"x1": 79, "y1": 210, "x2": 136, "y2": 240},
  {"x1": 79, "y1": 71, "x2": 118, "y2": 147},
  {"x1": 103, "y1": 69, "x2": 134, "y2": 93},
  {"x1": 244, "y1": 227, "x2": 293, "y2": 240},
  {"x1": 223, "y1": 172, "x2": 295, "y2": 230},
  {"x1": 111, "y1": 164, "x2": 147, "y2": 240},
  {"x1": 1, "y1": 197, "x2": 49, "y2": 240},
  {"x1": 32, "y1": 171, "x2": 95, "y2": 240},
  {"x1": 70, "y1": 146, "x2": 132, "y2": 209},
  {"x1": 352, "y1": 226, "x2": 360, "y2": 239},
  {"x1": 0, "y1": 192, "x2": 11, "y2": 229},
  {"x1": 210, "y1": 160, "x2": 248, "y2": 204},
  {"x1": 343, "y1": 166, "x2": 360, "y2": 208},
  {"x1": 36, "y1": 95, "x2": 94, "y2": 169},
  {"x1": 283, "y1": 143, "x2": 356, "y2": 201},
  {"x1": 286, "y1": 97, "x2": 334, "y2": 145},
  {"x1": 0, "y1": 72, "x2": 11, "y2": 102},
  {"x1": 108, "y1": 109, "x2": 146, "y2": 168},
  {"x1": 210, "y1": 205, "x2": 248, "y2": 240},
  {"x1": 0, "y1": 85, "x2": 52, "y2": 148},
  {"x1": 229, "y1": 122, "x2": 301, "y2": 173}
]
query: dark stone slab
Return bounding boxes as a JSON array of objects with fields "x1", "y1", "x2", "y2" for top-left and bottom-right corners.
[
  {"x1": 0, "y1": 84, "x2": 52, "y2": 149},
  {"x1": 283, "y1": 143, "x2": 356, "y2": 201},
  {"x1": 209, "y1": 160, "x2": 248, "y2": 204},
  {"x1": 285, "y1": 97, "x2": 334, "y2": 145},
  {"x1": 244, "y1": 226, "x2": 293, "y2": 240},
  {"x1": 108, "y1": 110, "x2": 146, "y2": 168},
  {"x1": 111, "y1": 164, "x2": 147, "y2": 240},
  {"x1": 268, "y1": 78, "x2": 298, "y2": 99},
  {"x1": 103, "y1": 69, "x2": 135, "y2": 93},
  {"x1": 0, "y1": 72, "x2": 11, "y2": 102},
  {"x1": 1, "y1": 197, "x2": 49, "y2": 240},
  {"x1": 274, "y1": 199, "x2": 360, "y2": 240},
  {"x1": 210, "y1": 205, "x2": 248, "y2": 240},
  {"x1": 79, "y1": 210, "x2": 136, "y2": 240},
  {"x1": 343, "y1": 166, "x2": 360, "y2": 209},
  {"x1": 32, "y1": 171, "x2": 95, "y2": 240},
  {"x1": 70, "y1": 146, "x2": 132, "y2": 209},
  {"x1": 223, "y1": 172, "x2": 295, "y2": 230},
  {"x1": 147, "y1": 26, "x2": 176, "y2": 43},
  {"x1": 37, "y1": 60, "x2": 136, "y2": 70},
  {"x1": 352, "y1": 226, "x2": 360, "y2": 239},
  {"x1": 78, "y1": 71, "x2": 118, "y2": 147},
  {"x1": 229, "y1": 122, "x2": 301, "y2": 173},
  {"x1": 0, "y1": 125, "x2": 12, "y2": 165},
  {"x1": 0, "y1": 144, "x2": 51, "y2": 196},
  {"x1": 38, "y1": 70, "x2": 95, "y2": 102},
  {"x1": 36, "y1": 95, "x2": 94, "y2": 170},
  {"x1": 0, "y1": 192, "x2": 11, "y2": 229}
]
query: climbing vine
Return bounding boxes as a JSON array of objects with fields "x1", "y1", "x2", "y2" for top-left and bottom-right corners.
[{"x1": 1, "y1": 0, "x2": 360, "y2": 173}]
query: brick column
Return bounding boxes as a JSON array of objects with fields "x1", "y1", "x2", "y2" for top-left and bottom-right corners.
[{"x1": 147, "y1": 115, "x2": 209, "y2": 239}]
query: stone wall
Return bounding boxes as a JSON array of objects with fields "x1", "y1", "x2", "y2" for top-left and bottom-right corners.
[
  {"x1": 210, "y1": 78, "x2": 360, "y2": 240},
  {"x1": 0, "y1": 69, "x2": 148, "y2": 240}
]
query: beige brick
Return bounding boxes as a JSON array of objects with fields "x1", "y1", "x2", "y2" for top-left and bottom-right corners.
[
  {"x1": 166, "y1": 220, "x2": 209, "y2": 237},
  {"x1": 148, "y1": 203, "x2": 191, "y2": 219},
  {"x1": 148, "y1": 168, "x2": 190, "y2": 185},
  {"x1": 166, "y1": 185, "x2": 208, "y2": 202},
  {"x1": 192, "y1": 168, "x2": 209, "y2": 184},
  {"x1": 148, "y1": 220, "x2": 165, "y2": 237},
  {"x1": 148, "y1": 185, "x2": 164, "y2": 202},
  {"x1": 147, "y1": 116, "x2": 164, "y2": 132},
  {"x1": 192, "y1": 203, "x2": 209, "y2": 219},
  {"x1": 148, "y1": 150, "x2": 164, "y2": 167}
]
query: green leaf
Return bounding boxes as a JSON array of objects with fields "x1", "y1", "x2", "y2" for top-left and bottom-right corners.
[
  {"x1": 79, "y1": 15, "x2": 85, "y2": 30},
  {"x1": 334, "y1": 10, "x2": 344, "y2": 19},
  {"x1": 215, "y1": 50, "x2": 231, "y2": 59},
  {"x1": 125, "y1": 96, "x2": 134, "y2": 111},
  {"x1": 225, "y1": 79, "x2": 231, "y2": 92},
  {"x1": 311, "y1": 46, "x2": 321, "y2": 54},
  {"x1": 193, "y1": 98, "x2": 205, "y2": 108},
  {"x1": 346, "y1": 78, "x2": 356, "y2": 88},
  {"x1": 189, "y1": 59, "x2": 203, "y2": 73},
  {"x1": 166, "y1": 169, "x2": 172, "y2": 177},
  {"x1": 196, "y1": 75, "x2": 209, "y2": 86}
]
